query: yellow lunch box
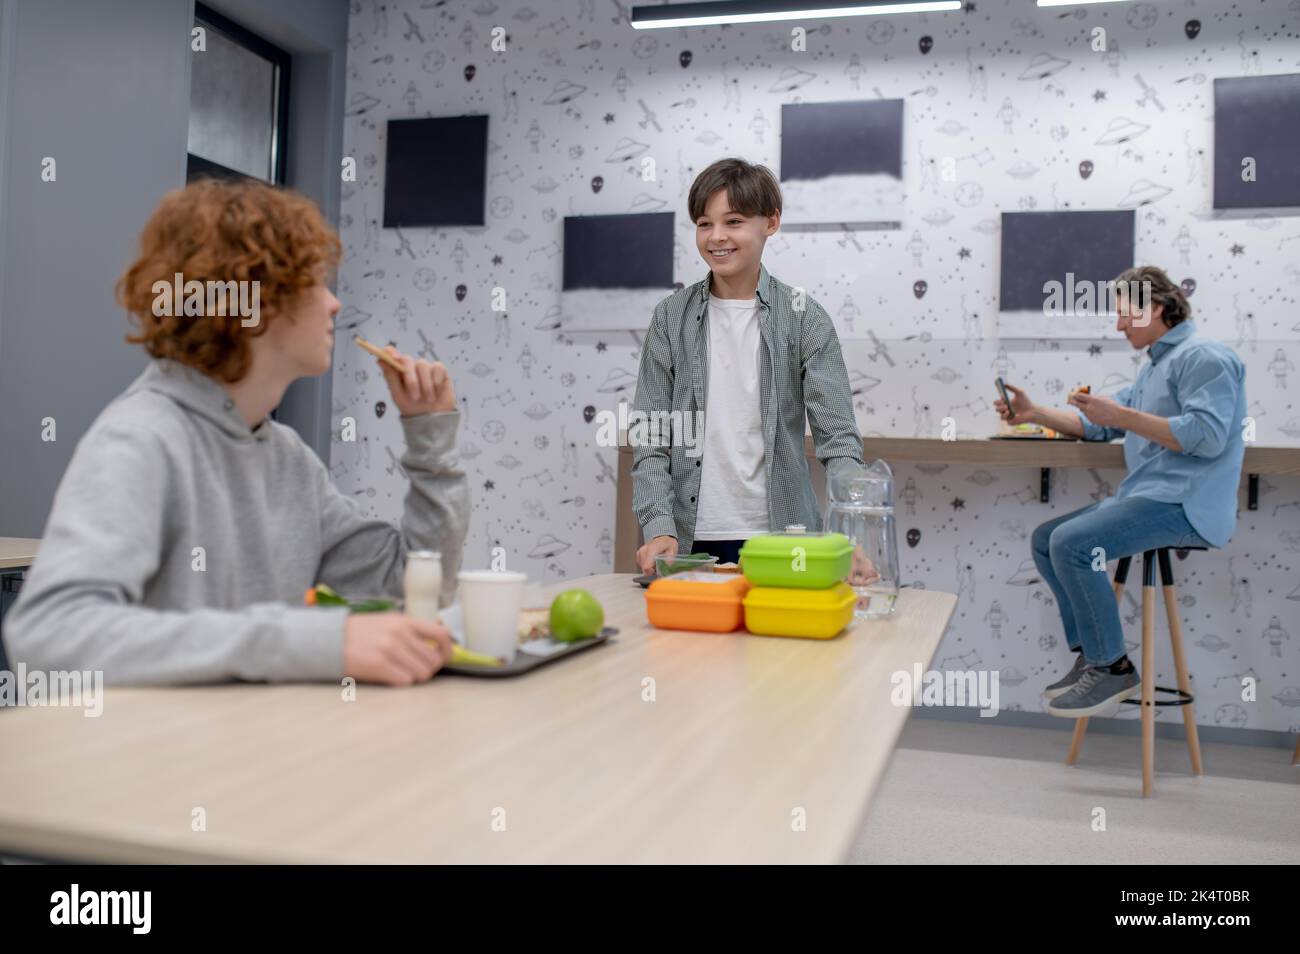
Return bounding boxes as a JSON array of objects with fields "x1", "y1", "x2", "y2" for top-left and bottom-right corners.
[{"x1": 742, "y1": 582, "x2": 856, "y2": 639}]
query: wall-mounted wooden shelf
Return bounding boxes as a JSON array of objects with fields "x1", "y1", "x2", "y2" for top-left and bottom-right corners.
[
  {"x1": 855, "y1": 437, "x2": 1300, "y2": 476},
  {"x1": 613, "y1": 437, "x2": 1300, "y2": 572}
]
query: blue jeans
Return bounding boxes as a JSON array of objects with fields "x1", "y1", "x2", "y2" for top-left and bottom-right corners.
[{"x1": 1031, "y1": 497, "x2": 1209, "y2": 667}]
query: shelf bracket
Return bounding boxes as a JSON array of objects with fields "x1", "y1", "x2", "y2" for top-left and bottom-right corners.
[
  {"x1": 1040, "y1": 468, "x2": 1051, "y2": 504},
  {"x1": 1247, "y1": 473, "x2": 1259, "y2": 511}
]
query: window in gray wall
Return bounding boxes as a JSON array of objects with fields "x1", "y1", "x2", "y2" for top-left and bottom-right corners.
[{"x1": 187, "y1": 2, "x2": 289, "y2": 184}]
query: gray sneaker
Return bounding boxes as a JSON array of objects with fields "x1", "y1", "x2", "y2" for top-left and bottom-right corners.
[
  {"x1": 1043, "y1": 653, "x2": 1090, "y2": 700},
  {"x1": 1046, "y1": 665, "x2": 1140, "y2": 718}
]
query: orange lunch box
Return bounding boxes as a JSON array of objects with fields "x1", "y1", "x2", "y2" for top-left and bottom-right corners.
[{"x1": 645, "y1": 572, "x2": 752, "y2": 632}]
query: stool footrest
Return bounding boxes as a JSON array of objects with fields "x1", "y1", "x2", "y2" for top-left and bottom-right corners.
[{"x1": 1121, "y1": 685, "x2": 1193, "y2": 708}]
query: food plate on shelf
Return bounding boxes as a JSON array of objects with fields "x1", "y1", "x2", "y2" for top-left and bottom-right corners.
[
  {"x1": 990, "y1": 422, "x2": 1065, "y2": 440},
  {"x1": 990, "y1": 386, "x2": 1090, "y2": 439}
]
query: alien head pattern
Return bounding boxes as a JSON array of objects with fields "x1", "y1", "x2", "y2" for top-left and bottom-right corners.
[{"x1": 336, "y1": 0, "x2": 1300, "y2": 732}]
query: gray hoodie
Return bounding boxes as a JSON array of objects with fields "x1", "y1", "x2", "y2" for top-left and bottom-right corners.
[{"x1": 4, "y1": 359, "x2": 469, "y2": 684}]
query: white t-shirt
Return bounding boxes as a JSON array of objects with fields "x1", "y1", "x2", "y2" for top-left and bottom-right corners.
[{"x1": 694, "y1": 293, "x2": 769, "y2": 540}]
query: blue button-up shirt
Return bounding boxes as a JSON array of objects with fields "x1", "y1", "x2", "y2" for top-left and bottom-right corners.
[{"x1": 1077, "y1": 320, "x2": 1247, "y2": 547}]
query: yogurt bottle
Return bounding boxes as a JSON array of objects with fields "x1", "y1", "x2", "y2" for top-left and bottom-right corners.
[{"x1": 403, "y1": 550, "x2": 443, "y2": 621}]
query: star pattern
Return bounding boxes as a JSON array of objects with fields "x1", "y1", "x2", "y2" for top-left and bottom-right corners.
[{"x1": 324, "y1": 0, "x2": 1300, "y2": 731}]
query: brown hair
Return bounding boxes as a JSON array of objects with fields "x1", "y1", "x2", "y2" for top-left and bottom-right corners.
[
  {"x1": 687, "y1": 157, "x2": 783, "y2": 222},
  {"x1": 1113, "y1": 265, "x2": 1191, "y2": 328},
  {"x1": 117, "y1": 178, "x2": 342, "y2": 383}
]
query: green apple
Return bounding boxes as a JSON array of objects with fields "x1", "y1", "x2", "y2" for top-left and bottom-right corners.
[{"x1": 549, "y1": 589, "x2": 605, "y2": 642}]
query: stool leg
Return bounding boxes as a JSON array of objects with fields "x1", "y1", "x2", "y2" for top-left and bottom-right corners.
[
  {"x1": 1111, "y1": 555, "x2": 1132, "y2": 608},
  {"x1": 1066, "y1": 717, "x2": 1088, "y2": 764},
  {"x1": 1160, "y1": 573, "x2": 1203, "y2": 776},
  {"x1": 1141, "y1": 553, "x2": 1156, "y2": 797},
  {"x1": 1293, "y1": 734, "x2": 1300, "y2": 766}
]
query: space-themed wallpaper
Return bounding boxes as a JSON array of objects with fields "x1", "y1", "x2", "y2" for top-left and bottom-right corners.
[{"x1": 331, "y1": 0, "x2": 1300, "y2": 733}]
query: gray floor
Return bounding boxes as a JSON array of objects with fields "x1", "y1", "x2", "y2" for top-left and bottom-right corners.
[{"x1": 849, "y1": 718, "x2": 1300, "y2": 864}]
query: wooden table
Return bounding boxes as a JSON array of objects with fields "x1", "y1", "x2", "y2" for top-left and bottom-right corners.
[
  {"x1": 0, "y1": 540, "x2": 40, "y2": 670},
  {"x1": 0, "y1": 538, "x2": 39, "y2": 571},
  {"x1": 0, "y1": 573, "x2": 956, "y2": 864}
]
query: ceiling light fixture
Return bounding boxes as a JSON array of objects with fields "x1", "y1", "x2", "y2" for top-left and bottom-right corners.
[{"x1": 630, "y1": 0, "x2": 964, "y2": 30}]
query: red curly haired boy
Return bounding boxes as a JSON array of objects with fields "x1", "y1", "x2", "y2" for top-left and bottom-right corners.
[{"x1": 6, "y1": 179, "x2": 469, "y2": 687}]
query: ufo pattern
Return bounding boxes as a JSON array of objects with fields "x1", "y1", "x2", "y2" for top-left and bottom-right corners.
[{"x1": 335, "y1": 0, "x2": 1299, "y2": 732}]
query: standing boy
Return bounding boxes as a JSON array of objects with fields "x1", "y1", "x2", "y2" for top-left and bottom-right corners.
[{"x1": 632, "y1": 158, "x2": 867, "y2": 572}]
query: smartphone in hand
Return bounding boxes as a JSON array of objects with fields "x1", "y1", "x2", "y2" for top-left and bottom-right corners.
[{"x1": 995, "y1": 376, "x2": 1013, "y2": 412}]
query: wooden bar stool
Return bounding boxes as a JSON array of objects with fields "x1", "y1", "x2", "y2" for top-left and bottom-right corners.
[{"x1": 1065, "y1": 547, "x2": 1204, "y2": 797}]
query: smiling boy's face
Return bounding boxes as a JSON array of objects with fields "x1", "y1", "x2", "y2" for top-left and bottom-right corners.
[{"x1": 694, "y1": 188, "x2": 780, "y2": 290}]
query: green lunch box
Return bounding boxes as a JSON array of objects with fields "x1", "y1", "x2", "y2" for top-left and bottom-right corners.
[{"x1": 739, "y1": 531, "x2": 853, "y2": 589}]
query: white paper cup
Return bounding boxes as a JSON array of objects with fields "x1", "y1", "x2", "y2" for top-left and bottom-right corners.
[{"x1": 457, "y1": 570, "x2": 527, "y2": 663}]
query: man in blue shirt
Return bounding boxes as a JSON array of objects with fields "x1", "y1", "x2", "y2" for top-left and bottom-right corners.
[{"x1": 995, "y1": 266, "x2": 1247, "y2": 717}]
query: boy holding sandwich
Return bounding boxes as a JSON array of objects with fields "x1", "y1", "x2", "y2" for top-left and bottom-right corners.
[
  {"x1": 997, "y1": 266, "x2": 1246, "y2": 716},
  {"x1": 6, "y1": 179, "x2": 469, "y2": 687}
]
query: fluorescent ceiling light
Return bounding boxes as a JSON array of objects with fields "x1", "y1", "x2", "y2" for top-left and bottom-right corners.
[
  {"x1": 1036, "y1": 0, "x2": 1129, "y2": 6},
  {"x1": 630, "y1": 0, "x2": 964, "y2": 30}
]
